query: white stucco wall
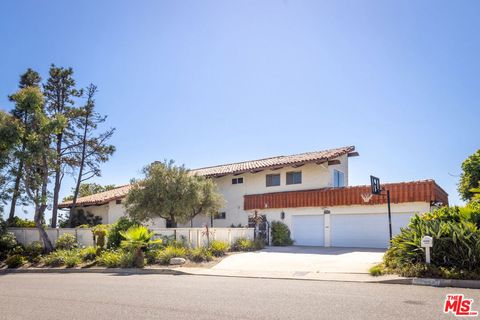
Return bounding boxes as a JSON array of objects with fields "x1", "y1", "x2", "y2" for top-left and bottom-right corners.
[{"x1": 208, "y1": 155, "x2": 349, "y2": 227}]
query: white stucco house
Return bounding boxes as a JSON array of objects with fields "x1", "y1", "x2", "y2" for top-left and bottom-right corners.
[{"x1": 59, "y1": 146, "x2": 448, "y2": 248}]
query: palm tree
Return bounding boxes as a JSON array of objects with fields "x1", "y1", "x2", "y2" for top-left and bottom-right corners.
[{"x1": 120, "y1": 226, "x2": 161, "y2": 267}]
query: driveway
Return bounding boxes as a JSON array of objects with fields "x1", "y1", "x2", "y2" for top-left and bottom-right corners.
[{"x1": 213, "y1": 246, "x2": 385, "y2": 274}]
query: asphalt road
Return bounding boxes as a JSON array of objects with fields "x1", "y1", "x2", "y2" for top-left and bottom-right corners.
[{"x1": 0, "y1": 273, "x2": 478, "y2": 320}]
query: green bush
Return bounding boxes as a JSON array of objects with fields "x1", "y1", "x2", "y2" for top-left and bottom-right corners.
[
  {"x1": 208, "y1": 240, "x2": 229, "y2": 257},
  {"x1": 55, "y1": 233, "x2": 78, "y2": 250},
  {"x1": 271, "y1": 221, "x2": 293, "y2": 246},
  {"x1": 5, "y1": 254, "x2": 26, "y2": 268},
  {"x1": 92, "y1": 224, "x2": 108, "y2": 252},
  {"x1": 157, "y1": 245, "x2": 187, "y2": 265},
  {"x1": 96, "y1": 250, "x2": 123, "y2": 267},
  {"x1": 384, "y1": 206, "x2": 480, "y2": 279},
  {"x1": 96, "y1": 250, "x2": 135, "y2": 268},
  {"x1": 79, "y1": 246, "x2": 97, "y2": 262},
  {"x1": 369, "y1": 264, "x2": 385, "y2": 276},
  {"x1": 189, "y1": 247, "x2": 213, "y2": 263},
  {"x1": 232, "y1": 238, "x2": 254, "y2": 251},
  {"x1": 7, "y1": 217, "x2": 36, "y2": 228},
  {"x1": 42, "y1": 250, "x2": 82, "y2": 268},
  {"x1": 0, "y1": 232, "x2": 18, "y2": 260},
  {"x1": 23, "y1": 241, "x2": 43, "y2": 263},
  {"x1": 106, "y1": 217, "x2": 139, "y2": 249}
]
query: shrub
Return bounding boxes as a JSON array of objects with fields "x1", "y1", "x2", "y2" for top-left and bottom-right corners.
[
  {"x1": 369, "y1": 264, "x2": 385, "y2": 276},
  {"x1": 232, "y1": 238, "x2": 255, "y2": 251},
  {"x1": 42, "y1": 250, "x2": 82, "y2": 268},
  {"x1": 0, "y1": 232, "x2": 18, "y2": 260},
  {"x1": 96, "y1": 250, "x2": 123, "y2": 268},
  {"x1": 79, "y1": 246, "x2": 97, "y2": 262},
  {"x1": 5, "y1": 254, "x2": 26, "y2": 268},
  {"x1": 55, "y1": 233, "x2": 78, "y2": 250},
  {"x1": 7, "y1": 217, "x2": 36, "y2": 228},
  {"x1": 92, "y1": 224, "x2": 108, "y2": 250},
  {"x1": 271, "y1": 221, "x2": 293, "y2": 246},
  {"x1": 189, "y1": 247, "x2": 213, "y2": 263},
  {"x1": 106, "y1": 217, "x2": 139, "y2": 249},
  {"x1": 157, "y1": 245, "x2": 187, "y2": 265},
  {"x1": 208, "y1": 240, "x2": 229, "y2": 257},
  {"x1": 96, "y1": 250, "x2": 135, "y2": 268},
  {"x1": 23, "y1": 241, "x2": 43, "y2": 263},
  {"x1": 384, "y1": 206, "x2": 480, "y2": 279}
]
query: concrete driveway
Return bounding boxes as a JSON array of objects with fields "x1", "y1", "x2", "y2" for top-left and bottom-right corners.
[{"x1": 213, "y1": 246, "x2": 385, "y2": 274}]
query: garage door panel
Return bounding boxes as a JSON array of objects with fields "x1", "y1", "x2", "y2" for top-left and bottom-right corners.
[
  {"x1": 331, "y1": 213, "x2": 413, "y2": 248},
  {"x1": 292, "y1": 215, "x2": 324, "y2": 246}
]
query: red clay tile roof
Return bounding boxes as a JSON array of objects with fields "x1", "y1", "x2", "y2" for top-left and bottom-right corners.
[
  {"x1": 58, "y1": 185, "x2": 133, "y2": 209},
  {"x1": 190, "y1": 146, "x2": 356, "y2": 178},
  {"x1": 244, "y1": 180, "x2": 449, "y2": 210}
]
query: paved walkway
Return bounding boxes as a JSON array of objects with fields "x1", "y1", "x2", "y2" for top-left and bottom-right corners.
[{"x1": 212, "y1": 246, "x2": 385, "y2": 274}]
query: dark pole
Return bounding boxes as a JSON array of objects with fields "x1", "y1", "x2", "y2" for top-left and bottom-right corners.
[{"x1": 387, "y1": 189, "x2": 393, "y2": 244}]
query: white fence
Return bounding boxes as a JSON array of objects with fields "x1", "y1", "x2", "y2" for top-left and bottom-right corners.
[{"x1": 7, "y1": 227, "x2": 255, "y2": 248}]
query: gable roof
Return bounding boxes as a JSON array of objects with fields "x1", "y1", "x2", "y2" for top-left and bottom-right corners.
[
  {"x1": 58, "y1": 185, "x2": 132, "y2": 209},
  {"x1": 190, "y1": 146, "x2": 356, "y2": 178}
]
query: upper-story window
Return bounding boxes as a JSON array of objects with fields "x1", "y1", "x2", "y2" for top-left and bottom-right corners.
[
  {"x1": 266, "y1": 174, "x2": 280, "y2": 187},
  {"x1": 232, "y1": 177, "x2": 243, "y2": 184},
  {"x1": 333, "y1": 169, "x2": 345, "y2": 188},
  {"x1": 286, "y1": 171, "x2": 302, "y2": 185}
]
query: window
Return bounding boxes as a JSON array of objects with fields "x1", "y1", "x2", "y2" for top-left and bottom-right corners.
[
  {"x1": 333, "y1": 169, "x2": 345, "y2": 188},
  {"x1": 215, "y1": 212, "x2": 226, "y2": 219},
  {"x1": 232, "y1": 177, "x2": 243, "y2": 184},
  {"x1": 266, "y1": 174, "x2": 280, "y2": 187},
  {"x1": 286, "y1": 171, "x2": 302, "y2": 185}
]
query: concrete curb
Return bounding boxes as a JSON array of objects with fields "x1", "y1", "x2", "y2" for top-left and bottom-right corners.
[
  {"x1": 1, "y1": 268, "x2": 479, "y2": 289},
  {"x1": 0, "y1": 268, "x2": 187, "y2": 276}
]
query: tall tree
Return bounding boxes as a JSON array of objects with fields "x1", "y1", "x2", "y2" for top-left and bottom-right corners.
[
  {"x1": 43, "y1": 65, "x2": 82, "y2": 227},
  {"x1": 125, "y1": 161, "x2": 224, "y2": 227},
  {"x1": 458, "y1": 149, "x2": 480, "y2": 201},
  {"x1": 10, "y1": 86, "x2": 55, "y2": 251},
  {"x1": 0, "y1": 111, "x2": 20, "y2": 215},
  {"x1": 7, "y1": 69, "x2": 42, "y2": 221},
  {"x1": 68, "y1": 84, "x2": 115, "y2": 226}
]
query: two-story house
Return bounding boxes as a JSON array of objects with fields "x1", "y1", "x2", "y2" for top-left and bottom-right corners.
[{"x1": 59, "y1": 146, "x2": 448, "y2": 248}]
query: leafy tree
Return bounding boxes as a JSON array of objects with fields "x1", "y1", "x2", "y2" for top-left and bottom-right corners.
[
  {"x1": 10, "y1": 86, "x2": 56, "y2": 251},
  {"x1": 120, "y1": 225, "x2": 161, "y2": 267},
  {"x1": 68, "y1": 84, "x2": 115, "y2": 225},
  {"x1": 458, "y1": 149, "x2": 480, "y2": 201},
  {"x1": 0, "y1": 111, "x2": 20, "y2": 215},
  {"x1": 43, "y1": 65, "x2": 82, "y2": 227},
  {"x1": 7, "y1": 69, "x2": 41, "y2": 221},
  {"x1": 125, "y1": 161, "x2": 224, "y2": 227}
]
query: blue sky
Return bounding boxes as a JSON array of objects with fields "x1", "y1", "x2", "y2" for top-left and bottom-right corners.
[{"x1": 1, "y1": 1, "x2": 479, "y2": 219}]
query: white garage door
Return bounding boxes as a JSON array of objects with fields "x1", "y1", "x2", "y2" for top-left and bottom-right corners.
[
  {"x1": 292, "y1": 215, "x2": 324, "y2": 246},
  {"x1": 331, "y1": 213, "x2": 413, "y2": 248}
]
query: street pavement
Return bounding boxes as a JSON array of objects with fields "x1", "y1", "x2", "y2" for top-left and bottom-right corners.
[{"x1": 0, "y1": 273, "x2": 478, "y2": 320}]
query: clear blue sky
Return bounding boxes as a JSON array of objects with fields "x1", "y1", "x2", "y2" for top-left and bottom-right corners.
[{"x1": 1, "y1": 1, "x2": 479, "y2": 220}]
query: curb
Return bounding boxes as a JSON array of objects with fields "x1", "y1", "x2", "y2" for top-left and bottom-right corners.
[
  {"x1": 0, "y1": 268, "x2": 188, "y2": 276},
  {"x1": 1, "y1": 268, "x2": 479, "y2": 289}
]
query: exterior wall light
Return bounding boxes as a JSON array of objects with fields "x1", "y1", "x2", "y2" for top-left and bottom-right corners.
[{"x1": 281, "y1": 211, "x2": 285, "y2": 220}]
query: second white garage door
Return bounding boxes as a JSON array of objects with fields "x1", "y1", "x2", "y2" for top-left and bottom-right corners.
[
  {"x1": 330, "y1": 213, "x2": 413, "y2": 248},
  {"x1": 292, "y1": 215, "x2": 324, "y2": 246}
]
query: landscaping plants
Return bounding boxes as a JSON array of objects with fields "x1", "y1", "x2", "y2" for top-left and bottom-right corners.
[
  {"x1": 208, "y1": 240, "x2": 229, "y2": 257},
  {"x1": 5, "y1": 254, "x2": 26, "y2": 268},
  {"x1": 379, "y1": 206, "x2": 480, "y2": 279},
  {"x1": 189, "y1": 247, "x2": 213, "y2": 262},
  {"x1": 157, "y1": 245, "x2": 187, "y2": 265},
  {"x1": 55, "y1": 233, "x2": 78, "y2": 250},
  {"x1": 120, "y1": 225, "x2": 161, "y2": 267},
  {"x1": 106, "y1": 217, "x2": 138, "y2": 249},
  {"x1": 271, "y1": 221, "x2": 293, "y2": 246}
]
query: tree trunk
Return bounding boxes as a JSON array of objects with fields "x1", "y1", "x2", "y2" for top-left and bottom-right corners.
[
  {"x1": 68, "y1": 111, "x2": 89, "y2": 227},
  {"x1": 8, "y1": 159, "x2": 23, "y2": 221},
  {"x1": 51, "y1": 133, "x2": 63, "y2": 228}
]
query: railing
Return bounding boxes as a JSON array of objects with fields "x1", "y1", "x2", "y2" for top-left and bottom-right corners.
[{"x1": 7, "y1": 227, "x2": 255, "y2": 248}]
